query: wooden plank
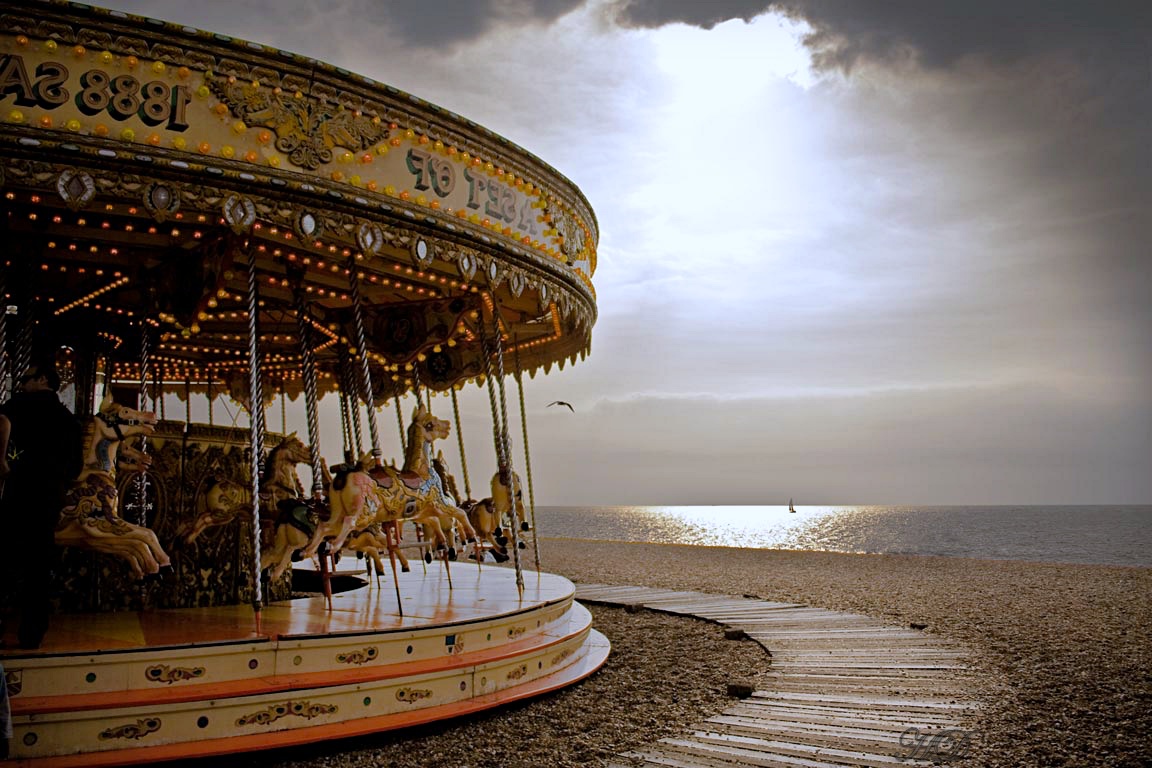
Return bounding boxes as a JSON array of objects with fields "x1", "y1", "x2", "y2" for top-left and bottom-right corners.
[{"x1": 574, "y1": 584, "x2": 977, "y2": 768}]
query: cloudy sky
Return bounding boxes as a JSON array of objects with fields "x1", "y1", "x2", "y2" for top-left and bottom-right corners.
[{"x1": 103, "y1": 0, "x2": 1151, "y2": 505}]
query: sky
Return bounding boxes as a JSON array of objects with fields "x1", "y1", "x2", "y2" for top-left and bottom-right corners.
[{"x1": 98, "y1": 0, "x2": 1151, "y2": 505}]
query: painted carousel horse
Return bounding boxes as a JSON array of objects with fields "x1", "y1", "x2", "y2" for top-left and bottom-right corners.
[
  {"x1": 491, "y1": 467, "x2": 529, "y2": 539},
  {"x1": 300, "y1": 406, "x2": 477, "y2": 562},
  {"x1": 176, "y1": 476, "x2": 253, "y2": 545},
  {"x1": 430, "y1": 452, "x2": 510, "y2": 563},
  {"x1": 54, "y1": 394, "x2": 172, "y2": 581},
  {"x1": 257, "y1": 434, "x2": 318, "y2": 580}
]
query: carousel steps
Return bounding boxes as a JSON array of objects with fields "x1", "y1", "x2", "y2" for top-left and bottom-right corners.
[
  {"x1": 2, "y1": 567, "x2": 610, "y2": 767},
  {"x1": 13, "y1": 603, "x2": 594, "y2": 718}
]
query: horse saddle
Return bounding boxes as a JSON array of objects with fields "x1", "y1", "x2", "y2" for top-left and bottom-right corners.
[{"x1": 367, "y1": 466, "x2": 425, "y2": 490}]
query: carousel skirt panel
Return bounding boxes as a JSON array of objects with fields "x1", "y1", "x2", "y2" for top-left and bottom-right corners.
[{"x1": 1, "y1": 565, "x2": 609, "y2": 766}]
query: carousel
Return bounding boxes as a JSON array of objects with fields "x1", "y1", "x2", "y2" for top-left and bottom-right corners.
[{"x1": 0, "y1": 1, "x2": 605, "y2": 765}]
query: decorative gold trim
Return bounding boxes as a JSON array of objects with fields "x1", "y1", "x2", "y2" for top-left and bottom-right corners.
[
  {"x1": 235, "y1": 700, "x2": 337, "y2": 727},
  {"x1": 336, "y1": 647, "x2": 379, "y2": 665},
  {"x1": 98, "y1": 718, "x2": 161, "y2": 741},
  {"x1": 145, "y1": 664, "x2": 206, "y2": 684},
  {"x1": 395, "y1": 687, "x2": 433, "y2": 703}
]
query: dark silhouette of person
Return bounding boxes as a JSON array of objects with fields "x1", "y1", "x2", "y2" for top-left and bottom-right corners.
[{"x1": 0, "y1": 359, "x2": 83, "y2": 649}]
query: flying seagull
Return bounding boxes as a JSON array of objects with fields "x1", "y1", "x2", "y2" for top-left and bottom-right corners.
[{"x1": 547, "y1": 401, "x2": 574, "y2": 412}]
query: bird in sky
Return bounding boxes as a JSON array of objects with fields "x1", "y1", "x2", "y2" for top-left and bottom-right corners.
[{"x1": 547, "y1": 401, "x2": 574, "y2": 412}]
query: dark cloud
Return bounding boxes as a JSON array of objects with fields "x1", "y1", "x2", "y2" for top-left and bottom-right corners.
[
  {"x1": 605, "y1": 1, "x2": 1151, "y2": 73},
  {"x1": 353, "y1": 0, "x2": 585, "y2": 48},
  {"x1": 606, "y1": 0, "x2": 770, "y2": 29},
  {"x1": 771, "y1": 0, "x2": 1151, "y2": 72}
]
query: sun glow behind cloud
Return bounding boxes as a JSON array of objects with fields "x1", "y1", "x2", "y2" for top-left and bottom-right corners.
[{"x1": 98, "y1": 0, "x2": 1151, "y2": 504}]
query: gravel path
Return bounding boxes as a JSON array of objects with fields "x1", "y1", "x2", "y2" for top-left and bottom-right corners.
[{"x1": 173, "y1": 539, "x2": 1151, "y2": 768}]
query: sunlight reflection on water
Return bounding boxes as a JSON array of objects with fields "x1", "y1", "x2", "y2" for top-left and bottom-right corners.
[{"x1": 536, "y1": 505, "x2": 1152, "y2": 566}]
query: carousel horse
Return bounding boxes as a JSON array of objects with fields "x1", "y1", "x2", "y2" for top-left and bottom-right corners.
[
  {"x1": 257, "y1": 434, "x2": 318, "y2": 580},
  {"x1": 430, "y1": 452, "x2": 509, "y2": 563},
  {"x1": 54, "y1": 394, "x2": 172, "y2": 581},
  {"x1": 300, "y1": 406, "x2": 477, "y2": 561},
  {"x1": 491, "y1": 467, "x2": 529, "y2": 538},
  {"x1": 326, "y1": 456, "x2": 414, "y2": 577},
  {"x1": 341, "y1": 522, "x2": 393, "y2": 582},
  {"x1": 176, "y1": 476, "x2": 253, "y2": 545}
]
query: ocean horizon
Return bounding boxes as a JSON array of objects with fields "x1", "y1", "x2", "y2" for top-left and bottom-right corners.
[{"x1": 533, "y1": 504, "x2": 1152, "y2": 567}]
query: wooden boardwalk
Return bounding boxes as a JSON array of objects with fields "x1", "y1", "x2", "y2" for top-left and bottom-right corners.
[{"x1": 574, "y1": 585, "x2": 979, "y2": 768}]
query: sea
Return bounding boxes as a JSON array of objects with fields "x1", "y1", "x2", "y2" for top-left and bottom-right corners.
[{"x1": 534, "y1": 505, "x2": 1152, "y2": 567}]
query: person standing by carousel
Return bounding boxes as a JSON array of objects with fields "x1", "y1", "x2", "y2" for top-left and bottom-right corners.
[{"x1": 0, "y1": 358, "x2": 83, "y2": 649}]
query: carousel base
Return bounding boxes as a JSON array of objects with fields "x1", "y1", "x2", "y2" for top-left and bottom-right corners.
[{"x1": 0, "y1": 563, "x2": 609, "y2": 767}]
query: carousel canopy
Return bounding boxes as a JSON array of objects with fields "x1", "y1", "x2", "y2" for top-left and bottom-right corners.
[{"x1": 0, "y1": 0, "x2": 597, "y2": 404}]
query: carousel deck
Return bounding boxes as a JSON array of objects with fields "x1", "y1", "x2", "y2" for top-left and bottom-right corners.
[{"x1": 0, "y1": 564, "x2": 610, "y2": 767}]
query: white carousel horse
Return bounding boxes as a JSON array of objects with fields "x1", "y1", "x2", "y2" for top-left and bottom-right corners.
[
  {"x1": 54, "y1": 394, "x2": 172, "y2": 581},
  {"x1": 299, "y1": 406, "x2": 477, "y2": 561},
  {"x1": 430, "y1": 452, "x2": 509, "y2": 563}
]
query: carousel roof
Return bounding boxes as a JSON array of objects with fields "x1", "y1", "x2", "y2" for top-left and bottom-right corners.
[{"x1": 0, "y1": 0, "x2": 598, "y2": 403}]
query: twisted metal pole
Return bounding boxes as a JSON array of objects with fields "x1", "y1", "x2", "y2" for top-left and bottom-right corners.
[
  {"x1": 477, "y1": 310, "x2": 522, "y2": 594},
  {"x1": 450, "y1": 388, "x2": 472, "y2": 499},
  {"x1": 393, "y1": 392, "x2": 407, "y2": 454},
  {"x1": 206, "y1": 367, "x2": 214, "y2": 426},
  {"x1": 292, "y1": 285, "x2": 325, "y2": 497},
  {"x1": 0, "y1": 268, "x2": 8, "y2": 403},
  {"x1": 244, "y1": 242, "x2": 267, "y2": 612},
  {"x1": 513, "y1": 345, "x2": 540, "y2": 570},
  {"x1": 347, "y1": 258, "x2": 382, "y2": 465},
  {"x1": 131, "y1": 323, "x2": 152, "y2": 528}
]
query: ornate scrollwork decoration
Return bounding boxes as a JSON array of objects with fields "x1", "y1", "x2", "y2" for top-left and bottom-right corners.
[
  {"x1": 457, "y1": 251, "x2": 477, "y2": 281},
  {"x1": 357, "y1": 222, "x2": 384, "y2": 256},
  {"x1": 506, "y1": 664, "x2": 528, "y2": 681},
  {"x1": 295, "y1": 210, "x2": 322, "y2": 242},
  {"x1": 143, "y1": 183, "x2": 180, "y2": 223},
  {"x1": 336, "y1": 647, "x2": 379, "y2": 665},
  {"x1": 411, "y1": 238, "x2": 434, "y2": 269},
  {"x1": 555, "y1": 208, "x2": 586, "y2": 258},
  {"x1": 144, "y1": 664, "x2": 206, "y2": 684},
  {"x1": 222, "y1": 195, "x2": 256, "y2": 234},
  {"x1": 235, "y1": 699, "x2": 337, "y2": 727},
  {"x1": 550, "y1": 648, "x2": 574, "y2": 666},
  {"x1": 57, "y1": 169, "x2": 96, "y2": 211},
  {"x1": 99, "y1": 717, "x2": 161, "y2": 741},
  {"x1": 484, "y1": 257, "x2": 504, "y2": 289},
  {"x1": 395, "y1": 687, "x2": 433, "y2": 703},
  {"x1": 206, "y1": 78, "x2": 389, "y2": 171},
  {"x1": 507, "y1": 270, "x2": 527, "y2": 298}
]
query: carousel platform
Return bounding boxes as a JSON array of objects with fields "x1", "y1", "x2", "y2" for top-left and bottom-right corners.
[{"x1": 0, "y1": 563, "x2": 609, "y2": 767}]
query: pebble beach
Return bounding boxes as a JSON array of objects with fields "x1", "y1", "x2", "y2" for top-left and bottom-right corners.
[{"x1": 185, "y1": 538, "x2": 1151, "y2": 768}]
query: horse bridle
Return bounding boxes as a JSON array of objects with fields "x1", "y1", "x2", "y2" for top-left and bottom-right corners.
[{"x1": 96, "y1": 410, "x2": 150, "y2": 441}]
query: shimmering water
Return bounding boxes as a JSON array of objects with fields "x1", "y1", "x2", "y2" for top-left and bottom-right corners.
[{"x1": 535, "y1": 505, "x2": 1152, "y2": 567}]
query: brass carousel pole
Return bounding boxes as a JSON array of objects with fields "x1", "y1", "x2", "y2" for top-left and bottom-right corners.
[
  {"x1": 243, "y1": 238, "x2": 267, "y2": 615},
  {"x1": 513, "y1": 341, "x2": 541, "y2": 570},
  {"x1": 291, "y1": 269, "x2": 331, "y2": 607},
  {"x1": 346, "y1": 242, "x2": 383, "y2": 466},
  {"x1": 450, "y1": 388, "x2": 473, "y2": 500},
  {"x1": 0, "y1": 266, "x2": 8, "y2": 403},
  {"x1": 130, "y1": 320, "x2": 153, "y2": 529},
  {"x1": 477, "y1": 305, "x2": 523, "y2": 596}
]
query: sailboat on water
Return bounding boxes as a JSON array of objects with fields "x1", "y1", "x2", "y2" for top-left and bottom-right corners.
[{"x1": 789, "y1": 498, "x2": 796, "y2": 513}]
